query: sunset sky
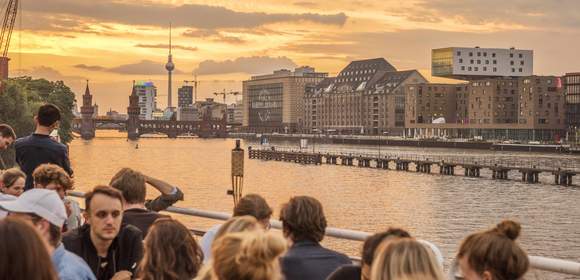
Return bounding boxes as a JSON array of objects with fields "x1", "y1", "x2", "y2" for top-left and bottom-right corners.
[{"x1": 8, "y1": 0, "x2": 580, "y2": 112}]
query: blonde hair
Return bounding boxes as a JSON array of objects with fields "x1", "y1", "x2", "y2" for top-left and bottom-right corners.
[
  {"x1": 215, "y1": 216, "x2": 259, "y2": 241},
  {"x1": 371, "y1": 238, "x2": 445, "y2": 280},
  {"x1": 211, "y1": 231, "x2": 287, "y2": 280}
]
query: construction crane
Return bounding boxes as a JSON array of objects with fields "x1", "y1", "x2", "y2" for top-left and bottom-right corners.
[
  {"x1": 0, "y1": 0, "x2": 19, "y2": 80},
  {"x1": 184, "y1": 73, "x2": 200, "y2": 102},
  {"x1": 213, "y1": 89, "x2": 239, "y2": 104}
]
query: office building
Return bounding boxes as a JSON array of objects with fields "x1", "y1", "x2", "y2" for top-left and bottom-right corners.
[
  {"x1": 564, "y1": 72, "x2": 580, "y2": 144},
  {"x1": 134, "y1": 81, "x2": 157, "y2": 120},
  {"x1": 178, "y1": 85, "x2": 194, "y2": 108}
]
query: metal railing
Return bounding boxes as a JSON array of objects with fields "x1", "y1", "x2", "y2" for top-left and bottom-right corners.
[{"x1": 68, "y1": 191, "x2": 580, "y2": 277}]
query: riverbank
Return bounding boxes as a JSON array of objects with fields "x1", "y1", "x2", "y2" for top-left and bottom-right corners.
[{"x1": 230, "y1": 133, "x2": 577, "y2": 154}]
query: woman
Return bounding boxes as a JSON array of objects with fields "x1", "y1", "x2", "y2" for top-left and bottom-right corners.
[
  {"x1": 0, "y1": 217, "x2": 58, "y2": 280},
  {"x1": 0, "y1": 167, "x2": 25, "y2": 197},
  {"x1": 371, "y1": 238, "x2": 445, "y2": 280},
  {"x1": 209, "y1": 231, "x2": 287, "y2": 280},
  {"x1": 138, "y1": 218, "x2": 204, "y2": 280},
  {"x1": 456, "y1": 220, "x2": 529, "y2": 280}
]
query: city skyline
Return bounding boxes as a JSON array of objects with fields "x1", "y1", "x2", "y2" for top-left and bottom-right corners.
[{"x1": 8, "y1": 0, "x2": 580, "y2": 112}]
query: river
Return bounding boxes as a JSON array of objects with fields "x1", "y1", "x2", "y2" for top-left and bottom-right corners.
[{"x1": 69, "y1": 132, "x2": 580, "y2": 279}]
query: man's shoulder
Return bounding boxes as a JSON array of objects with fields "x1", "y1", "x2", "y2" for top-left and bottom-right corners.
[
  {"x1": 58, "y1": 250, "x2": 95, "y2": 280},
  {"x1": 119, "y1": 223, "x2": 144, "y2": 240},
  {"x1": 14, "y1": 135, "x2": 32, "y2": 147},
  {"x1": 62, "y1": 227, "x2": 86, "y2": 249}
]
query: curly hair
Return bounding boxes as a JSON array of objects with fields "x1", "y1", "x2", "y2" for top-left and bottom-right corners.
[
  {"x1": 279, "y1": 196, "x2": 327, "y2": 242},
  {"x1": 138, "y1": 218, "x2": 204, "y2": 280},
  {"x1": 32, "y1": 164, "x2": 73, "y2": 190}
]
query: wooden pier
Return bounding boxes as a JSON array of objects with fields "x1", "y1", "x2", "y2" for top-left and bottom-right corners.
[{"x1": 248, "y1": 148, "x2": 579, "y2": 186}]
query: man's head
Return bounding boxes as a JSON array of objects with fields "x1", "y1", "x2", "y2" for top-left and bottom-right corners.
[
  {"x1": 233, "y1": 194, "x2": 273, "y2": 230},
  {"x1": 33, "y1": 164, "x2": 74, "y2": 199},
  {"x1": 35, "y1": 104, "x2": 61, "y2": 129},
  {"x1": 109, "y1": 168, "x2": 146, "y2": 205},
  {"x1": 360, "y1": 228, "x2": 411, "y2": 280},
  {"x1": 0, "y1": 124, "x2": 16, "y2": 150},
  {"x1": 279, "y1": 196, "x2": 327, "y2": 243},
  {"x1": 84, "y1": 185, "x2": 124, "y2": 241},
  {"x1": 0, "y1": 189, "x2": 67, "y2": 248}
]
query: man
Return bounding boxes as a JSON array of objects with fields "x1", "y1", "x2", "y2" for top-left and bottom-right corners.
[
  {"x1": 0, "y1": 124, "x2": 16, "y2": 169},
  {"x1": 109, "y1": 167, "x2": 184, "y2": 236},
  {"x1": 327, "y1": 228, "x2": 411, "y2": 280},
  {"x1": 33, "y1": 163, "x2": 81, "y2": 231},
  {"x1": 0, "y1": 188, "x2": 95, "y2": 280},
  {"x1": 280, "y1": 196, "x2": 351, "y2": 280},
  {"x1": 200, "y1": 193, "x2": 273, "y2": 261},
  {"x1": 15, "y1": 104, "x2": 73, "y2": 190},
  {"x1": 63, "y1": 185, "x2": 143, "y2": 280}
]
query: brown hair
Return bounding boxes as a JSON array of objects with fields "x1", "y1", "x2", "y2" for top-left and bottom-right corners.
[
  {"x1": 0, "y1": 124, "x2": 16, "y2": 139},
  {"x1": 85, "y1": 185, "x2": 124, "y2": 212},
  {"x1": 362, "y1": 228, "x2": 411, "y2": 266},
  {"x1": 1, "y1": 168, "x2": 25, "y2": 189},
  {"x1": 215, "y1": 216, "x2": 259, "y2": 241},
  {"x1": 457, "y1": 220, "x2": 529, "y2": 280},
  {"x1": 0, "y1": 217, "x2": 58, "y2": 280},
  {"x1": 233, "y1": 194, "x2": 273, "y2": 220},
  {"x1": 109, "y1": 168, "x2": 146, "y2": 204},
  {"x1": 279, "y1": 196, "x2": 327, "y2": 242},
  {"x1": 371, "y1": 238, "x2": 445, "y2": 280},
  {"x1": 212, "y1": 231, "x2": 287, "y2": 280},
  {"x1": 26, "y1": 213, "x2": 62, "y2": 248},
  {"x1": 138, "y1": 218, "x2": 203, "y2": 280},
  {"x1": 32, "y1": 164, "x2": 74, "y2": 190}
]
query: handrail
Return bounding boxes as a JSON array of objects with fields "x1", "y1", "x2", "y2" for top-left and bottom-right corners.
[{"x1": 67, "y1": 191, "x2": 580, "y2": 276}]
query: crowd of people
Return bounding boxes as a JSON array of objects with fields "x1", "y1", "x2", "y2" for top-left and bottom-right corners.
[{"x1": 0, "y1": 104, "x2": 533, "y2": 280}]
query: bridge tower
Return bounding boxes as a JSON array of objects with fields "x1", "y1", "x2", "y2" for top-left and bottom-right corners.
[
  {"x1": 127, "y1": 81, "x2": 140, "y2": 140},
  {"x1": 80, "y1": 80, "x2": 95, "y2": 139}
]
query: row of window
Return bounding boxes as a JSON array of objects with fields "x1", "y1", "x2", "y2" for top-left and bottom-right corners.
[{"x1": 457, "y1": 51, "x2": 524, "y2": 59}]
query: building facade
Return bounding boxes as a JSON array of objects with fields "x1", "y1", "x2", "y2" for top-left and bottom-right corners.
[
  {"x1": 135, "y1": 81, "x2": 157, "y2": 120},
  {"x1": 432, "y1": 47, "x2": 533, "y2": 79},
  {"x1": 178, "y1": 85, "x2": 194, "y2": 108},
  {"x1": 564, "y1": 72, "x2": 580, "y2": 145},
  {"x1": 242, "y1": 66, "x2": 328, "y2": 133},
  {"x1": 405, "y1": 76, "x2": 566, "y2": 141},
  {"x1": 227, "y1": 100, "x2": 243, "y2": 125},
  {"x1": 303, "y1": 58, "x2": 427, "y2": 135}
]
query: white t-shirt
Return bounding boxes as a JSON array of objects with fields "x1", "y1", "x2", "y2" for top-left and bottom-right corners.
[
  {"x1": 0, "y1": 193, "x2": 16, "y2": 219},
  {"x1": 200, "y1": 224, "x2": 222, "y2": 262}
]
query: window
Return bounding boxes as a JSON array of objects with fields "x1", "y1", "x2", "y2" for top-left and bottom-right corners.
[
  {"x1": 493, "y1": 60, "x2": 497, "y2": 64},
  {"x1": 493, "y1": 67, "x2": 497, "y2": 72},
  {"x1": 483, "y1": 67, "x2": 487, "y2": 71},
  {"x1": 468, "y1": 66, "x2": 472, "y2": 71},
  {"x1": 457, "y1": 51, "x2": 461, "y2": 56},
  {"x1": 459, "y1": 58, "x2": 463, "y2": 63},
  {"x1": 492, "y1": 53, "x2": 496, "y2": 57},
  {"x1": 477, "y1": 60, "x2": 481, "y2": 64},
  {"x1": 461, "y1": 66, "x2": 465, "y2": 70},
  {"x1": 470, "y1": 59, "x2": 474, "y2": 64},
  {"x1": 510, "y1": 61, "x2": 514, "y2": 65},
  {"x1": 519, "y1": 68, "x2": 523, "y2": 72},
  {"x1": 519, "y1": 53, "x2": 523, "y2": 58},
  {"x1": 510, "y1": 53, "x2": 514, "y2": 58},
  {"x1": 475, "y1": 67, "x2": 479, "y2": 71},
  {"x1": 485, "y1": 60, "x2": 489, "y2": 64},
  {"x1": 477, "y1": 52, "x2": 481, "y2": 56},
  {"x1": 469, "y1": 52, "x2": 473, "y2": 56},
  {"x1": 483, "y1": 52, "x2": 487, "y2": 57},
  {"x1": 512, "y1": 68, "x2": 515, "y2": 72},
  {"x1": 520, "y1": 61, "x2": 524, "y2": 65}
]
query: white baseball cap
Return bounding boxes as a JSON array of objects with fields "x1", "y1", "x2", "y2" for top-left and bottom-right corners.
[{"x1": 0, "y1": 189, "x2": 67, "y2": 227}]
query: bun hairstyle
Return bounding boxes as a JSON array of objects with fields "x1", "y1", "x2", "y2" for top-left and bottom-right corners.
[
  {"x1": 458, "y1": 220, "x2": 529, "y2": 280},
  {"x1": 212, "y1": 231, "x2": 287, "y2": 280}
]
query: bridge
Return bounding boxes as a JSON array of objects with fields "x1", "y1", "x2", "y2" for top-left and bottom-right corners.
[{"x1": 73, "y1": 81, "x2": 227, "y2": 139}]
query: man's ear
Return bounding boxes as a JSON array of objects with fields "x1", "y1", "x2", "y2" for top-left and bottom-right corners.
[{"x1": 82, "y1": 211, "x2": 90, "y2": 224}]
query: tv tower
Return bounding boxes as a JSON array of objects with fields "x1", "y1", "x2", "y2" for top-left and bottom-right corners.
[{"x1": 165, "y1": 23, "x2": 175, "y2": 111}]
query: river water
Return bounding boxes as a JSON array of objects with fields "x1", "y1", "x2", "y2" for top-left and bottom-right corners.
[{"x1": 69, "y1": 132, "x2": 580, "y2": 279}]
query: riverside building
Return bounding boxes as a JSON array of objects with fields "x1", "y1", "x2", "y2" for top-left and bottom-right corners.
[
  {"x1": 565, "y1": 72, "x2": 580, "y2": 145},
  {"x1": 135, "y1": 81, "x2": 157, "y2": 120},
  {"x1": 303, "y1": 58, "x2": 427, "y2": 135}
]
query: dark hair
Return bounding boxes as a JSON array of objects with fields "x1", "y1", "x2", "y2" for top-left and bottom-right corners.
[
  {"x1": 27, "y1": 213, "x2": 62, "y2": 247},
  {"x1": 362, "y1": 228, "x2": 411, "y2": 266},
  {"x1": 279, "y1": 196, "x2": 327, "y2": 242},
  {"x1": 109, "y1": 168, "x2": 146, "y2": 204},
  {"x1": 85, "y1": 185, "x2": 124, "y2": 212},
  {"x1": 32, "y1": 164, "x2": 74, "y2": 191},
  {"x1": 1, "y1": 168, "x2": 25, "y2": 188},
  {"x1": 233, "y1": 194, "x2": 273, "y2": 220},
  {"x1": 0, "y1": 218, "x2": 58, "y2": 280},
  {"x1": 138, "y1": 218, "x2": 203, "y2": 280},
  {"x1": 0, "y1": 124, "x2": 16, "y2": 139},
  {"x1": 458, "y1": 220, "x2": 529, "y2": 280},
  {"x1": 37, "y1": 104, "x2": 61, "y2": 127}
]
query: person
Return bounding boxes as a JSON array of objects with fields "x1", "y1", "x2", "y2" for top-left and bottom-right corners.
[
  {"x1": 109, "y1": 167, "x2": 184, "y2": 236},
  {"x1": 0, "y1": 124, "x2": 16, "y2": 169},
  {"x1": 328, "y1": 228, "x2": 411, "y2": 280},
  {"x1": 33, "y1": 163, "x2": 81, "y2": 231},
  {"x1": 15, "y1": 104, "x2": 73, "y2": 191},
  {"x1": 0, "y1": 168, "x2": 25, "y2": 218},
  {"x1": 200, "y1": 193, "x2": 272, "y2": 261},
  {"x1": 370, "y1": 238, "x2": 445, "y2": 280},
  {"x1": 202, "y1": 231, "x2": 287, "y2": 280},
  {"x1": 0, "y1": 188, "x2": 96, "y2": 280},
  {"x1": 455, "y1": 220, "x2": 529, "y2": 280},
  {"x1": 279, "y1": 195, "x2": 351, "y2": 280},
  {"x1": 137, "y1": 218, "x2": 204, "y2": 280},
  {"x1": 0, "y1": 217, "x2": 59, "y2": 280},
  {"x1": 63, "y1": 185, "x2": 144, "y2": 280}
]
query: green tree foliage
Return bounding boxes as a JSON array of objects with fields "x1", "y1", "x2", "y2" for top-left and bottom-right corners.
[{"x1": 0, "y1": 77, "x2": 76, "y2": 144}]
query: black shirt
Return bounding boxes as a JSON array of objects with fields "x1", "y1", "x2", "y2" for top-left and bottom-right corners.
[
  {"x1": 123, "y1": 208, "x2": 170, "y2": 238},
  {"x1": 15, "y1": 133, "x2": 73, "y2": 190},
  {"x1": 281, "y1": 240, "x2": 352, "y2": 280},
  {"x1": 327, "y1": 265, "x2": 362, "y2": 280}
]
